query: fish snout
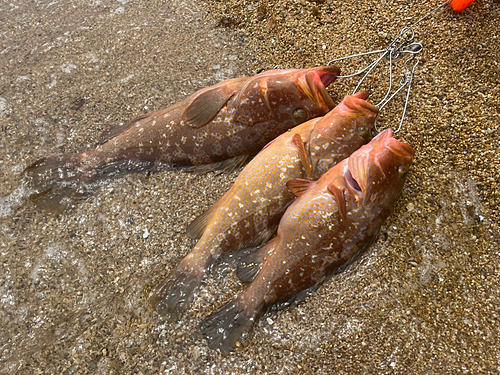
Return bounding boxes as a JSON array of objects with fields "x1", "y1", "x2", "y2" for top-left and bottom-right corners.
[
  {"x1": 297, "y1": 66, "x2": 339, "y2": 111},
  {"x1": 380, "y1": 129, "x2": 416, "y2": 159},
  {"x1": 315, "y1": 65, "x2": 341, "y2": 88},
  {"x1": 343, "y1": 91, "x2": 379, "y2": 116},
  {"x1": 337, "y1": 91, "x2": 378, "y2": 139}
]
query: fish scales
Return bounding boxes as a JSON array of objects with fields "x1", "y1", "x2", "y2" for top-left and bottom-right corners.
[
  {"x1": 150, "y1": 91, "x2": 379, "y2": 318},
  {"x1": 25, "y1": 66, "x2": 339, "y2": 203},
  {"x1": 151, "y1": 123, "x2": 313, "y2": 318},
  {"x1": 201, "y1": 128, "x2": 415, "y2": 353}
]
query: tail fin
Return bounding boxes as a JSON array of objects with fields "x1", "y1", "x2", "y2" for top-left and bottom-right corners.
[
  {"x1": 149, "y1": 258, "x2": 205, "y2": 321},
  {"x1": 201, "y1": 295, "x2": 260, "y2": 354},
  {"x1": 24, "y1": 153, "x2": 94, "y2": 196},
  {"x1": 22, "y1": 153, "x2": 96, "y2": 210}
]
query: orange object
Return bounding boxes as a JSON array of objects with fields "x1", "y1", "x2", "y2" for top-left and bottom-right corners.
[{"x1": 449, "y1": 0, "x2": 476, "y2": 12}]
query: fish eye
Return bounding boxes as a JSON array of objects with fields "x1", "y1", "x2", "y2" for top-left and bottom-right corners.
[
  {"x1": 293, "y1": 108, "x2": 308, "y2": 124},
  {"x1": 398, "y1": 165, "x2": 408, "y2": 176},
  {"x1": 357, "y1": 125, "x2": 369, "y2": 137}
]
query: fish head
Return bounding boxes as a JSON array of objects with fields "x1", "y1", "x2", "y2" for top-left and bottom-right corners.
[
  {"x1": 233, "y1": 66, "x2": 340, "y2": 128},
  {"x1": 309, "y1": 90, "x2": 378, "y2": 155},
  {"x1": 344, "y1": 128, "x2": 415, "y2": 208},
  {"x1": 333, "y1": 90, "x2": 379, "y2": 141}
]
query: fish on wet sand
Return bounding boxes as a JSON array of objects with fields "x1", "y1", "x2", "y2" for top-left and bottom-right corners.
[
  {"x1": 201, "y1": 128, "x2": 415, "y2": 353},
  {"x1": 24, "y1": 66, "x2": 340, "y2": 201},
  {"x1": 149, "y1": 91, "x2": 379, "y2": 319}
]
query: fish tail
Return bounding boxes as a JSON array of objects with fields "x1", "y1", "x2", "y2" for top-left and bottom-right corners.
[
  {"x1": 201, "y1": 295, "x2": 261, "y2": 354},
  {"x1": 149, "y1": 257, "x2": 206, "y2": 320},
  {"x1": 24, "y1": 153, "x2": 94, "y2": 196}
]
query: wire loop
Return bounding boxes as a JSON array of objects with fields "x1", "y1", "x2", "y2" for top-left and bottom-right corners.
[{"x1": 327, "y1": 1, "x2": 452, "y2": 133}]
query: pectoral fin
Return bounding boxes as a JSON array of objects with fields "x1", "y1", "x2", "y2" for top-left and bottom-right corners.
[
  {"x1": 291, "y1": 133, "x2": 312, "y2": 178},
  {"x1": 327, "y1": 183, "x2": 347, "y2": 223},
  {"x1": 183, "y1": 78, "x2": 250, "y2": 128},
  {"x1": 286, "y1": 178, "x2": 314, "y2": 197}
]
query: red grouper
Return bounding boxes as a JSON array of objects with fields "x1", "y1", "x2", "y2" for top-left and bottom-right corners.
[
  {"x1": 200, "y1": 128, "x2": 415, "y2": 353},
  {"x1": 24, "y1": 66, "x2": 340, "y2": 199},
  {"x1": 149, "y1": 91, "x2": 379, "y2": 319}
]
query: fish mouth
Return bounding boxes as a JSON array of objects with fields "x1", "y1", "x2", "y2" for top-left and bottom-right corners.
[
  {"x1": 317, "y1": 65, "x2": 340, "y2": 88},
  {"x1": 297, "y1": 66, "x2": 340, "y2": 110},
  {"x1": 344, "y1": 167, "x2": 362, "y2": 193},
  {"x1": 345, "y1": 128, "x2": 393, "y2": 195},
  {"x1": 345, "y1": 145, "x2": 368, "y2": 202},
  {"x1": 381, "y1": 129, "x2": 416, "y2": 159},
  {"x1": 346, "y1": 128, "x2": 415, "y2": 197},
  {"x1": 342, "y1": 91, "x2": 379, "y2": 116}
]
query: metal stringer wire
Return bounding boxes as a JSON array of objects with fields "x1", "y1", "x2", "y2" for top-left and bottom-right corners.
[{"x1": 327, "y1": 0, "x2": 453, "y2": 133}]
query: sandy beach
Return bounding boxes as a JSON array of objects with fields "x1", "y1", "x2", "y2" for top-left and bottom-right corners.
[{"x1": 0, "y1": 0, "x2": 499, "y2": 373}]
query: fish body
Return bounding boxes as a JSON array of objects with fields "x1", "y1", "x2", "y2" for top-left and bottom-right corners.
[
  {"x1": 150, "y1": 91, "x2": 379, "y2": 318},
  {"x1": 25, "y1": 66, "x2": 339, "y2": 198},
  {"x1": 201, "y1": 128, "x2": 415, "y2": 353}
]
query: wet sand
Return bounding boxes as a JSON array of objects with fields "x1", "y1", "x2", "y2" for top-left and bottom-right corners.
[{"x1": 1, "y1": 0, "x2": 499, "y2": 374}]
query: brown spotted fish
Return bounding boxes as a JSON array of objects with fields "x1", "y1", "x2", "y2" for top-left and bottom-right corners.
[
  {"x1": 201, "y1": 128, "x2": 415, "y2": 353},
  {"x1": 24, "y1": 66, "x2": 339, "y2": 199},
  {"x1": 149, "y1": 91, "x2": 379, "y2": 319}
]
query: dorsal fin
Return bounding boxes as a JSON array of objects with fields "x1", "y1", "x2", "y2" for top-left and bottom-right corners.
[
  {"x1": 286, "y1": 178, "x2": 314, "y2": 197},
  {"x1": 290, "y1": 133, "x2": 312, "y2": 178},
  {"x1": 99, "y1": 112, "x2": 156, "y2": 145},
  {"x1": 182, "y1": 77, "x2": 250, "y2": 128},
  {"x1": 186, "y1": 201, "x2": 221, "y2": 239},
  {"x1": 327, "y1": 183, "x2": 347, "y2": 223}
]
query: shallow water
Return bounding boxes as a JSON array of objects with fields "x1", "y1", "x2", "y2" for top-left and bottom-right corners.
[{"x1": 1, "y1": 0, "x2": 500, "y2": 374}]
